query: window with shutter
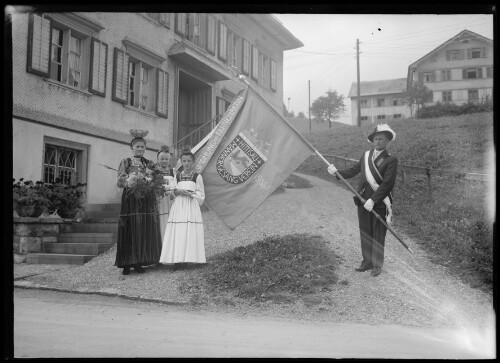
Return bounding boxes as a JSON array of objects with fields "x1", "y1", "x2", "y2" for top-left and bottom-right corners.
[
  {"x1": 112, "y1": 48, "x2": 129, "y2": 104},
  {"x1": 270, "y1": 58, "x2": 277, "y2": 91},
  {"x1": 251, "y1": 45, "x2": 259, "y2": 81},
  {"x1": 27, "y1": 13, "x2": 51, "y2": 77},
  {"x1": 206, "y1": 15, "x2": 216, "y2": 55},
  {"x1": 156, "y1": 69, "x2": 169, "y2": 118},
  {"x1": 218, "y1": 21, "x2": 227, "y2": 61},
  {"x1": 241, "y1": 38, "x2": 250, "y2": 75},
  {"x1": 89, "y1": 38, "x2": 108, "y2": 97}
]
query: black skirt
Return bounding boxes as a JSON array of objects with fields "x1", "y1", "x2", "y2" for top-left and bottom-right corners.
[{"x1": 114, "y1": 187, "x2": 162, "y2": 268}]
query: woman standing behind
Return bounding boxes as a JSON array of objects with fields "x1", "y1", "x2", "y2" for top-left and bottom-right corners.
[
  {"x1": 159, "y1": 147, "x2": 206, "y2": 268},
  {"x1": 115, "y1": 130, "x2": 162, "y2": 275},
  {"x1": 155, "y1": 145, "x2": 175, "y2": 238}
]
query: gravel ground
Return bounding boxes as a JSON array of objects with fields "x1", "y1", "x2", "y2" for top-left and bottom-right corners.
[{"x1": 14, "y1": 173, "x2": 494, "y2": 330}]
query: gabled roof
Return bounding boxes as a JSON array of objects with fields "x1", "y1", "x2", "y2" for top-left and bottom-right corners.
[
  {"x1": 348, "y1": 78, "x2": 407, "y2": 98},
  {"x1": 408, "y1": 29, "x2": 493, "y2": 69}
]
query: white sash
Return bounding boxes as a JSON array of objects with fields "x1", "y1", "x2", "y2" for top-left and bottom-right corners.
[{"x1": 364, "y1": 151, "x2": 393, "y2": 224}]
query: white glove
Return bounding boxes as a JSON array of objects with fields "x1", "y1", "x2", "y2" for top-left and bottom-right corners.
[
  {"x1": 364, "y1": 199, "x2": 374, "y2": 212},
  {"x1": 327, "y1": 164, "x2": 338, "y2": 175}
]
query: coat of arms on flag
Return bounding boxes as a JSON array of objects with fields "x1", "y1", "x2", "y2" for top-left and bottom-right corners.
[{"x1": 217, "y1": 130, "x2": 268, "y2": 184}]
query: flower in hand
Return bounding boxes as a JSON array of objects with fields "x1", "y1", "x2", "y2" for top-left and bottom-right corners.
[{"x1": 126, "y1": 173, "x2": 138, "y2": 187}]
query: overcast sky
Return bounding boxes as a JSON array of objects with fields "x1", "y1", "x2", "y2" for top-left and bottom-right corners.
[{"x1": 273, "y1": 14, "x2": 494, "y2": 123}]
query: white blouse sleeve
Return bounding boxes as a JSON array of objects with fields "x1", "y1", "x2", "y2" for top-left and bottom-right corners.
[{"x1": 193, "y1": 174, "x2": 205, "y2": 206}]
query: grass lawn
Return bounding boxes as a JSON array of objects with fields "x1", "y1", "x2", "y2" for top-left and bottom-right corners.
[{"x1": 296, "y1": 112, "x2": 494, "y2": 294}]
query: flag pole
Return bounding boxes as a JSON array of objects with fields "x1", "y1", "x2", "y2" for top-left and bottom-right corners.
[{"x1": 229, "y1": 67, "x2": 413, "y2": 254}]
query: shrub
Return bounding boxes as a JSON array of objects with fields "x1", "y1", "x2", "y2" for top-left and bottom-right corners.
[{"x1": 417, "y1": 99, "x2": 493, "y2": 119}]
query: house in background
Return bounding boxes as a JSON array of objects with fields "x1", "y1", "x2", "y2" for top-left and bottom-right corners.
[
  {"x1": 348, "y1": 78, "x2": 411, "y2": 126},
  {"x1": 12, "y1": 12, "x2": 302, "y2": 207},
  {"x1": 407, "y1": 29, "x2": 493, "y2": 105}
]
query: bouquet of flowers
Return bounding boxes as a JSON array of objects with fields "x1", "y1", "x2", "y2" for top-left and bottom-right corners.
[{"x1": 127, "y1": 164, "x2": 167, "y2": 199}]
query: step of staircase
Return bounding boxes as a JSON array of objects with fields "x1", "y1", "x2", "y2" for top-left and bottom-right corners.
[
  {"x1": 60, "y1": 223, "x2": 118, "y2": 234},
  {"x1": 57, "y1": 232, "x2": 116, "y2": 244},
  {"x1": 42, "y1": 242, "x2": 114, "y2": 255},
  {"x1": 85, "y1": 204, "x2": 121, "y2": 219},
  {"x1": 27, "y1": 253, "x2": 95, "y2": 265}
]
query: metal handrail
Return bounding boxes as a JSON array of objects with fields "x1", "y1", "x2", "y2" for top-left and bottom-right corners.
[{"x1": 174, "y1": 114, "x2": 222, "y2": 149}]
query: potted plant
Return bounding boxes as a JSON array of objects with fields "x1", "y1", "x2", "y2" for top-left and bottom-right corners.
[
  {"x1": 13, "y1": 178, "x2": 87, "y2": 219},
  {"x1": 48, "y1": 180, "x2": 87, "y2": 218},
  {"x1": 12, "y1": 179, "x2": 51, "y2": 217}
]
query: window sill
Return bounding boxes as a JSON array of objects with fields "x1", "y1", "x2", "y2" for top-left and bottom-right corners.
[
  {"x1": 124, "y1": 104, "x2": 159, "y2": 119},
  {"x1": 44, "y1": 79, "x2": 93, "y2": 97}
]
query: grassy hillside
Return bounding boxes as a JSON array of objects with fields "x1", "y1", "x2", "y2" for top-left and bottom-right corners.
[{"x1": 296, "y1": 112, "x2": 494, "y2": 293}]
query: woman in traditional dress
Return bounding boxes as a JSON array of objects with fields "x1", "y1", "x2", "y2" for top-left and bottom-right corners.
[
  {"x1": 155, "y1": 145, "x2": 175, "y2": 238},
  {"x1": 115, "y1": 130, "x2": 162, "y2": 275},
  {"x1": 159, "y1": 148, "x2": 206, "y2": 268}
]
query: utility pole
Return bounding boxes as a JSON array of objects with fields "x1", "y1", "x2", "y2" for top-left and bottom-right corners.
[
  {"x1": 356, "y1": 39, "x2": 361, "y2": 127},
  {"x1": 308, "y1": 80, "x2": 311, "y2": 132}
]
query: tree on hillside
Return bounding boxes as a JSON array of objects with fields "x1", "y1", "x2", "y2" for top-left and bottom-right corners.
[
  {"x1": 310, "y1": 89, "x2": 346, "y2": 129},
  {"x1": 298, "y1": 111, "x2": 306, "y2": 119},
  {"x1": 403, "y1": 82, "x2": 433, "y2": 118}
]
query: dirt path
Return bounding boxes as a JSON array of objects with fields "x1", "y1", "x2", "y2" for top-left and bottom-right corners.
[
  {"x1": 14, "y1": 288, "x2": 492, "y2": 358},
  {"x1": 15, "y1": 173, "x2": 495, "y2": 343}
]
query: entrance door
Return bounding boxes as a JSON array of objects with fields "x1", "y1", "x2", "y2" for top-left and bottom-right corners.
[{"x1": 177, "y1": 71, "x2": 212, "y2": 148}]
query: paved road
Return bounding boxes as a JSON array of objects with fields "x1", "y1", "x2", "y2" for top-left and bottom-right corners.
[{"x1": 13, "y1": 288, "x2": 490, "y2": 359}]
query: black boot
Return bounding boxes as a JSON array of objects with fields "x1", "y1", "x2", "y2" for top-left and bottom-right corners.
[{"x1": 122, "y1": 266, "x2": 131, "y2": 275}]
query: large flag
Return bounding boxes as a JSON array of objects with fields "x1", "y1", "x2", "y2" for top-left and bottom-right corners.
[{"x1": 194, "y1": 85, "x2": 315, "y2": 229}]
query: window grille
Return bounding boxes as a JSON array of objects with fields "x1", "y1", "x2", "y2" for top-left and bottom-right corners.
[{"x1": 44, "y1": 144, "x2": 78, "y2": 185}]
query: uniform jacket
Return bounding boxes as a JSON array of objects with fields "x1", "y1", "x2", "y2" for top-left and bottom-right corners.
[{"x1": 337, "y1": 149, "x2": 398, "y2": 207}]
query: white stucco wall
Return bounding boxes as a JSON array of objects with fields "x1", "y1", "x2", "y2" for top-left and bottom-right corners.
[{"x1": 13, "y1": 118, "x2": 161, "y2": 204}]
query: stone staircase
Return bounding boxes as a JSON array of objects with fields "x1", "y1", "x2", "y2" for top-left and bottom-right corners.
[{"x1": 26, "y1": 204, "x2": 120, "y2": 265}]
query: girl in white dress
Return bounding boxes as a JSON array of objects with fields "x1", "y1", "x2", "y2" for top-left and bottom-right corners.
[
  {"x1": 159, "y1": 149, "x2": 206, "y2": 267},
  {"x1": 155, "y1": 146, "x2": 175, "y2": 238}
]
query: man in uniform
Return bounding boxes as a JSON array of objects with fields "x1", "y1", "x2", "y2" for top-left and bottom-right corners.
[{"x1": 327, "y1": 124, "x2": 398, "y2": 277}]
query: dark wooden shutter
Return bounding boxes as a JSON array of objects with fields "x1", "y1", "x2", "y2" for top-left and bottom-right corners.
[
  {"x1": 481, "y1": 47, "x2": 487, "y2": 58},
  {"x1": 445, "y1": 51, "x2": 451, "y2": 61},
  {"x1": 241, "y1": 38, "x2": 249, "y2": 75},
  {"x1": 462, "y1": 69, "x2": 467, "y2": 80},
  {"x1": 156, "y1": 68, "x2": 169, "y2": 118},
  {"x1": 251, "y1": 45, "x2": 259, "y2": 81},
  {"x1": 112, "y1": 48, "x2": 129, "y2": 104},
  {"x1": 270, "y1": 59, "x2": 277, "y2": 91},
  {"x1": 206, "y1": 14, "x2": 216, "y2": 55},
  {"x1": 478, "y1": 67, "x2": 483, "y2": 78},
  {"x1": 26, "y1": 13, "x2": 51, "y2": 77},
  {"x1": 89, "y1": 38, "x2": 108, "y2": 97},
  {"x1": 466, "y1": 48, "x2": 472, "y2": 59},
  {"x1": 460, "y1": 49, "x2": 465, "y2": 60},
  {"x1": 218, "y1": 21, "x2": 227, "y2": 61}
]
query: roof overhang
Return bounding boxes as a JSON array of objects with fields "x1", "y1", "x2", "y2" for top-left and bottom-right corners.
[{"x1": 168, "y1": 41, "x2": 231, "y2": 82}]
